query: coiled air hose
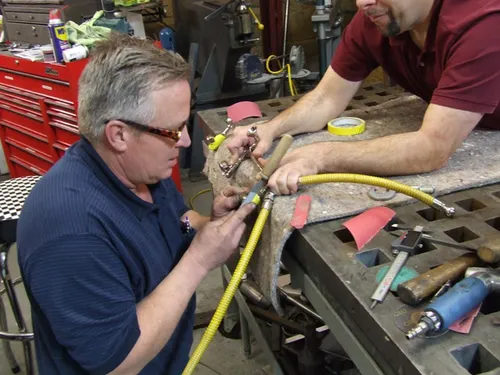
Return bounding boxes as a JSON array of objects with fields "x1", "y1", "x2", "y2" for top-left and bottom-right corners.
[{"x1": 183, "y1": 153, "x2": 456, "y2": 375}]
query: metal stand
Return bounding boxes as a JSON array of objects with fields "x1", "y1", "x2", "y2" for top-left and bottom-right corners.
[
  {"x1": 0, "y1": 243, "x2": 34, "y2": 375},
  {"x1": 282, "y1": 250, "x2": 393, "y2": 375},
  {"x1": 312, "y1": 1, "x2": 342, "y2": 76},
  {"x1": 222, "y1": 265, "x2": 285, "y2": 375}
]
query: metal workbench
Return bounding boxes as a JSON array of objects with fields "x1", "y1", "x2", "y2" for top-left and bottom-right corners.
[{"x1": 198, "y1": 85, "x2": 500, "y2": 375}]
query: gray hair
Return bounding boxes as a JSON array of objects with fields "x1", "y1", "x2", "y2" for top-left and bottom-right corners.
[{"x1": 78, "y1": 33, "x2": 189, "y2": 143}]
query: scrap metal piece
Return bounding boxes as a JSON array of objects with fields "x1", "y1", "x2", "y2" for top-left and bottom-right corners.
[
  {"x1": 368, "y1": 185, "x2": 436, "y2": 201},
  {"x1": 368, "y1": 187, "x2": 396, "y2": 201}
]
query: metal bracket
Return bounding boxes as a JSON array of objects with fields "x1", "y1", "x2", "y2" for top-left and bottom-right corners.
[{"x1": 219, "y1": 125, "x2": 261, "y2": 177}]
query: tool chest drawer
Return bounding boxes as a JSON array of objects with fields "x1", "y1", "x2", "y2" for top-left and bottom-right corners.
[
  {"x1": 50, "y1": 119, "x2": 79, "y2": 147},
  {"x1": 9, "y1": 155, "x2": 48, "y2": 176},
  {"x1": 4, "y1": 22, "x2": 50, "y2": 45},
  {"x1": 0, "y1": 102, "x2": 46, "y2": 138},
  {"x1": 5, "y1": 138, "x2": 53, "y2": 167},
  {"x1": 1, "y1": 1, "x2": 99, "y2": 44},
  {"x1": 47, "y1": 106, "x2": 77, "y2": 125},
  {"x1": 0, "y1": 87, "x2": 41, "y2": 111},
  {"x1": 0, "y1": 53, "x2": 86, "y2": 178},
  {"x1": 0, "y1": 121, "x2": 52, "y2": 157},
  {"x1": 4, "y1": 11, "x2": 50, "y2": 24},
  {"x1": 0, "y1": 66, "x2": 73, "y2": 102}
]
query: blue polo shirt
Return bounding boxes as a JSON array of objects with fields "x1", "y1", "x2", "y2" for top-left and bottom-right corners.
[{"x1": 17, "y1": 138, "x2": 196, "y2": 375}]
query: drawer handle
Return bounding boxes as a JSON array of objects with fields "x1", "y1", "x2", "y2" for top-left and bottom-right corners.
[
  {"x1": 24, "y1": 147, "x2": 36, "y2": 154},
  {"x1": 31, "y1": 26, "x2": 36, "y2": 31},
  {"x1": 30, "y1": 16, "x2": 34, "y2": 20},
  {"x1": 4, "y1": 76, "x2": 14, "y2": 80},
  {"x1": 30, "y1": 166, "x2": 41, "y2": 174}
]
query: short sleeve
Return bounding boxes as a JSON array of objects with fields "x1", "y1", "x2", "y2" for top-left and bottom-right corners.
[
  {"x1": 22, "y1": 234, "x2": 140, "y2": 375},
  {"x1": 331, "y1": 10, "x2": 380, "y2": 81},
  {"x1": 432, "y1": 14, "x2": 500, "y2": 114}
]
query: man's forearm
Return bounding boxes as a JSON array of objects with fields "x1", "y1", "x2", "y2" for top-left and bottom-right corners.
[
  {"x1": 319, "y1": 130, "x2": 449, "y2": 176},
  {"x1": 109, "y1": 251, "x2": 207, "y2": 375},
  {"x1": 267, "y1": 69, "x2": 362, "y2": 138}
]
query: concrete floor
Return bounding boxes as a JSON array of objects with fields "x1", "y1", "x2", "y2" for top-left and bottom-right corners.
[{"x1": 0, "y1": 171, "x2": 270, "y2": 375}]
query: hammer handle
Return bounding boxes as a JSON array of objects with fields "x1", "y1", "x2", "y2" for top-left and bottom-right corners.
[
  {"x1": 259, "y1": 134, "x2": 293, "y2": 180},
  {"x1": 397, "y1": 254, "x2": 479, "y2": 306},
  {"x1": 478, "y1": 239, "x2": 500, "y2": 263}
]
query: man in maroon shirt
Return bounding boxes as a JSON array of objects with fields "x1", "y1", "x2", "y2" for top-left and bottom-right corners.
[{"x1": 226, "y1": 0, "x2": 500, "y2": 195}]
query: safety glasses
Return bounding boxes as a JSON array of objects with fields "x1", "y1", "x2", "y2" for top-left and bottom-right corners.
[{"x1": 115, "y1": 119, "x2": 186, "y2": 142}]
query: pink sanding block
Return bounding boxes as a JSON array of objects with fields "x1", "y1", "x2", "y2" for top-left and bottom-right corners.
[
  {"x1": 290, "y1": 195, "x2": 312, "y2": 229},
  {"x1": 343, "y1": 206, "x2": 396, "y2": 250},
  {"x1": 227, "y1": 101, "x2": 262, "y2": 123}
]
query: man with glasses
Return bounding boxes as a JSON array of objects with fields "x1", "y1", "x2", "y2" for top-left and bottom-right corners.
[{"x1": 17, "y1": 34, "x2": 256, "y2": 374}]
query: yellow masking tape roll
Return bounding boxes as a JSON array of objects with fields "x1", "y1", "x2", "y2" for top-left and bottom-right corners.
[{"x1": 327, "y1": 117, "x2": 366, "y2": 136}]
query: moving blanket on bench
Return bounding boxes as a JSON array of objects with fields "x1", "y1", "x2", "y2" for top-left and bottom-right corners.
[{"x1": 204, "y1": 95, "x2": 500, "y2": 315}]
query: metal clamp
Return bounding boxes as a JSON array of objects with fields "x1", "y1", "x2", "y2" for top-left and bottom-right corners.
[
  {"x1": 219, "y1": 126, "x2": 261, "y2": 178},
  {"x1": 206, "y1": 117, "x2": 235, "y2": 147}
]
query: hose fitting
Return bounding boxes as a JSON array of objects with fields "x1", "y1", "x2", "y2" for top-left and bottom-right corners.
[
  {"x1": 431, "y1": 200, "x2": 455, "y2": 217},
  {"x1": 262, "y1": 191, "x2": 276, "y2": 210}
]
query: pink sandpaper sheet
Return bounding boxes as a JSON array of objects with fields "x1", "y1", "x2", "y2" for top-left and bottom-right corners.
[
  {"x1": 343, "y1": 206, "x2": 396, "y2": 250},
  {"x1": 290, "y1": 195, "x2": 312, "y2": 229},
  {"x1": 449, "y1": 304, "x2": 482, "y2": 334},
  {"x1": 227, "y1": 101, "x2": 262, "y2": 123}
]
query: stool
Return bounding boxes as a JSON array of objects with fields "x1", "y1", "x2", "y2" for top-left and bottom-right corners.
[{"x1": 0, "y1": 176, "x2": 41, "y2": 375}]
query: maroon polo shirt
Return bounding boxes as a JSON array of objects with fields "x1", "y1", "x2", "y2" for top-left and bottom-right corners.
[{"x1": 331, "y1": 0, "x2": 500, "y2": 129}]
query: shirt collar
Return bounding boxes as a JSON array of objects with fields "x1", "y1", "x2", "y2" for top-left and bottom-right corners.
[{"x1": 77, "y1": 137, "x2": 165, "y2": 220}]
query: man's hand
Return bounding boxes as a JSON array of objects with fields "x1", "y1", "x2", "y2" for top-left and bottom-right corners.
[
  {"x1": 187, "y1": 203, "x2": 256, "y2": 273},
  {"x1": 266, "y1": 143, "x2": 323, "y2": 195},
  {"x1": 226, "y1": 123, "x2": 275, "y2": 164},
  {"x1": 211, "y1": 185, "x2": 249, "y2": 220}
]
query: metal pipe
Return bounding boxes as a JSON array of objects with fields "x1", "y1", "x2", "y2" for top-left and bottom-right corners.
[
  {"x1": 282, "y1": 0, "x2": 291, "y2": 68},
  {"x1": 239, "y1": 309, "x2": 251, "y2": 358},
  {"x1": 279, "y1": 287, "x2": 324, "y2": 323},
  {"x1": 319, "y1": 38, "x2": 327, "y2": 76},
  {"x1": 240, "y1": 280, "x2": 271, "y2": 308}
]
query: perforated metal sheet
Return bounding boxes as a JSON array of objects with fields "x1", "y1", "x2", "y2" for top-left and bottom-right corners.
[{"x1": 290, "y1": 184, "x2": 500, "y2": 375}]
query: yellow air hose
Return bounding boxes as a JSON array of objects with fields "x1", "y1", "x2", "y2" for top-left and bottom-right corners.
[
  {"x1": 265, "y1": 55, "x2": 297, "y2": 96},
  {"x1": 182, "y1": 194, "x2": 274, "y2": 375},
  {"x1": 298, "y1": 173, "x2": 455, "y2": 216},
  {"x1": 183, "y1": 172, "x2": 455, "y2": 374}
]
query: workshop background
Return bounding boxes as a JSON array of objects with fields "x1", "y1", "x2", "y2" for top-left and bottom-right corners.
[
  {"x1": 0, "y1": 1, "x2": 379, "y2": 374},
  {"x1": 3, "y1": 1, "x2": 499, "y2": 375}
]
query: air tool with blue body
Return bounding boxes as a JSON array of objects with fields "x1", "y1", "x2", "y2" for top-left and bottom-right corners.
[{"x1": 406, "y1": 268, "x2": 500, "y2": 340}]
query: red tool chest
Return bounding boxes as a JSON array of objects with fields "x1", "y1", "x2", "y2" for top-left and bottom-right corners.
[{"x1": 0, "y1": 54, "x2": 183, "y2": 191}]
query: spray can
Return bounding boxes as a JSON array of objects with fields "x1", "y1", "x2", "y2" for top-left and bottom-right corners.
[{"x1": 47, "y1": 8, "x2": 70, "y2": 63}]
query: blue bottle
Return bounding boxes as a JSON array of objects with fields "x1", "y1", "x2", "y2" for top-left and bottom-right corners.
[
  {"x1": 160, "y1": 27, "x2": 175, "y2": 51},
  {"x1": 47, "y1": 9, "x2": 70, "y2": 63}
]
